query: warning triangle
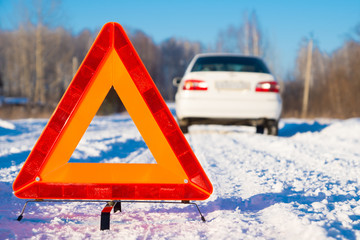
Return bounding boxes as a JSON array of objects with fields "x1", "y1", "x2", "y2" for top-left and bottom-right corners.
[{"x1": 12, "y1": 22, "x2": 212, "y2": 201}]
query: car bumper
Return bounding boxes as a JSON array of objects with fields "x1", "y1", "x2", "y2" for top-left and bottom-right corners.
[{"x1": 175, "y1": 93, "x2": 282, "y2": 121}]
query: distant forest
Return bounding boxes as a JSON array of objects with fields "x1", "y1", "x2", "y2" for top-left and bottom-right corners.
[
  {"x1": 0, "y1": 1, "x2": 359, "y2": 119},
  {"x1": 0, "y1": 24, "x2": 200, "y2": 115}
]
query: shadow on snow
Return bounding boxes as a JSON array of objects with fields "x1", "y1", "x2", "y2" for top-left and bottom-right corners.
[
  {"x1": 69, "y1": 138, "x2": 149, "y2": 163},
  {"x1": 201, "y1": 187, "x2": 359, "y2": 240},
  {"x1": 279, "y1": 121, "x2": 329, "y2": 137}
]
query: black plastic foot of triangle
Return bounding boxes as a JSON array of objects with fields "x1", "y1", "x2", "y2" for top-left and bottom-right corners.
[{"x1": 100, "y1": 203, "x2": 113, "y2": 230}]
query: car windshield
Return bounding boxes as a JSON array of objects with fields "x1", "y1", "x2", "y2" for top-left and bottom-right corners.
[{"x1": 191, "y1": 56, "x2": 270, "y2": 73}]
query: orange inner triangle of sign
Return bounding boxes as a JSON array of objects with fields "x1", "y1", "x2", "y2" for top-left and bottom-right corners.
[{"x1": 12, "y1": 22, "x2": 213, "y2": 200}]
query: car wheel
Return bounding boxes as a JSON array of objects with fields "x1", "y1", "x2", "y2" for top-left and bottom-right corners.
[
  {"x1": 178, "y1": 119, "x2": 189, "y2": 134},
  {"x1": 266, "y1": 121, "x2": 278, "y2": 136},
  {"x1": 256, "y1": 125, "x2": 264, "y2": 134},
  {"x1": 179, "y1": 124, "x2": 189, "y2": 134}
]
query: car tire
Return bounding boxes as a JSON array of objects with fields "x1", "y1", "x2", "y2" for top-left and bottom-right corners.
[
  {"x1": 256, "y1": 125, "x2": 265, "y2": 134},
  {"x1": 178, "y1": 119, "x2": 189, "y2": 134},
  {"x1": 179, "y1": 124, "x2": 189, "y2": 134},
  {"x1": 266, "y1": 121, "x2": 278, "y2": 136}
]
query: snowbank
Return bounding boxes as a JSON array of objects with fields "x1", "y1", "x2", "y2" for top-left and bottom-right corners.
[{"x1": 1, "y1": 114, "x2": 360, "y2": 239}]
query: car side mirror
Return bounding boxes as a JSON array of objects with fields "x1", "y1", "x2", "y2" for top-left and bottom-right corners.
[{"x1": 172, "y1": 77, "x2": 182, "y2": 87}]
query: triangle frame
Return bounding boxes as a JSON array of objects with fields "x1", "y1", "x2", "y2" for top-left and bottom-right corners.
[{"x1": 13, "y1": 22, "x2": 213, "y2": 201}]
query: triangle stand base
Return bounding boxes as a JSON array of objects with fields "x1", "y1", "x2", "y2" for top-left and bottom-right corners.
[{"x1": 16, "y1": 199, "x2": 206, "y2": 230}]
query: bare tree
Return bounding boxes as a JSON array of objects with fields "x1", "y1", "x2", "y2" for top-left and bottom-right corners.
[
  {"x1": 284, "y1": 27, "x2": 360, "y2": 118},
  {"x1": 216, "y1": 10, "x2": 265, "y2": 57},
  {"x1": 18, "y1": 26, "x2": 33, "y2": 98},
  {"x1": 130, "y1": 30, "x2": 160, "y2": 86},
  {"x1": 250, "y1": 12, "x2": 260, "y2": 56},
  {"x1": 34, "y1": 22, "x2": 45, "y2": 103},
  {"x1": 243, "y1": 12, "x2": 250, "y2": 55},
  {"x1": 160, "y1": 38, "x2": 201, "y2": 100}
]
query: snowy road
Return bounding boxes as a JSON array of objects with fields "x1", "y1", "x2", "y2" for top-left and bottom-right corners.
[{"x1": 1, "y1": 110, "x2": 360, "y2": 239}]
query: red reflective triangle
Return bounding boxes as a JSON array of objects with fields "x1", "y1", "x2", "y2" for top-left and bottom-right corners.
[{"x1": 12, "y1": 22, "x2": 213, "y2": 201}]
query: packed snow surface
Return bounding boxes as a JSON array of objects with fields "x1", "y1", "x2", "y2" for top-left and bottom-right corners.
[{"x1": 1, "y1": 106, "x2": 360, "y2": 239}]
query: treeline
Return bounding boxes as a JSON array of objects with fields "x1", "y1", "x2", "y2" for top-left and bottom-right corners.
[
  {"x1": 0, "y1": 9, "x2": 274, "y2": 117},
  {"x1": 283, "y1": 32, "x2": 360, "y2": 118},
  {"x1": 0, "y1": 1, "x2": 359, "y2": 119},
  {"x1": 0, "y1": 23, "x2": 201, "y2": 112}
]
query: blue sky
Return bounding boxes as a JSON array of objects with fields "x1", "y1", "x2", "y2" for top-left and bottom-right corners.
[{"x1": 1, "y1": 0, "x2": 359, "y2": 77}]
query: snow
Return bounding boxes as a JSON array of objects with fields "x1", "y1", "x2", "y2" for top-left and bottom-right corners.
[
  {"x1": 1, "y1": 106, "x2": 360, "y2": 239},
  {"x1": 0, "y1": 119, "x2": 15, "y2": 130}
]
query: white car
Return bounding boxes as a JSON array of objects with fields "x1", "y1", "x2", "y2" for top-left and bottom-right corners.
[{"x1": 174, "y1": 53, "x2": 282, "y2": 135}]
